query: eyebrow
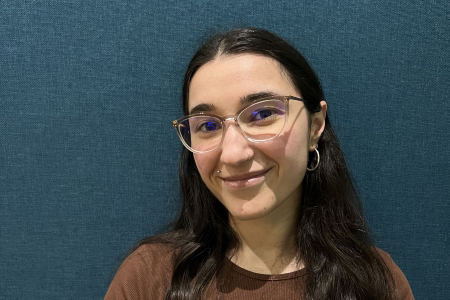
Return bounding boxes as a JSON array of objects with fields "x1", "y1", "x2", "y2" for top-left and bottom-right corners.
[
  {"x1": 188, "y1": 91, "x2": 281, "y2": 115},
  {"x1": 189, "y1": 103, "x2": 216, "y2": 115},
  {"x1": 240, "y1": 92, "x2": 280, "y2": 104}
]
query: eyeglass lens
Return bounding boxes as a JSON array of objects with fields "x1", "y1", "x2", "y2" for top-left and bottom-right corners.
[{"x1": 178, "y1": 99, "x2": 287, "y2": 152}]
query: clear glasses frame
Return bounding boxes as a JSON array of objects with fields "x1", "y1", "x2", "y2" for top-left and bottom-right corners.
[{"x1": 172, "y1": 95, "x2": 304, "y2": 154}]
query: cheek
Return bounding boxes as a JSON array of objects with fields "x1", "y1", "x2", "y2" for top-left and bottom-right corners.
[
  {"x1": 286, "y1": 129, "x2": 309, "y2": 163},
  {"x1": 261, "y1": 123, "x2": 310, "y2": 172},
  {"x1": 193, "y1": 153, "x2": 218, "y2": 182}
]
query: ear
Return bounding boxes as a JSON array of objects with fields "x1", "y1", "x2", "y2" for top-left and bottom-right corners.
[{"x1": 309, "y1": 101, "x2": 327, "y2": 151}]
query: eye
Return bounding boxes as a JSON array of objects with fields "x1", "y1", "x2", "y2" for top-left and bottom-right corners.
[
  {"x1": 240, "y1": 99, "x2": 287, "y2": 125},
  {"x1": 196, "y1": 120, "x2": 221, "y2": 133},
  {"x1": 250, "y1": 108, "x2": 276, "y2": 121}
]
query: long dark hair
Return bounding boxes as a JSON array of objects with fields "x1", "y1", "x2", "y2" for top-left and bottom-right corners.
[{"x1": 137, "y1": 28, "x2": 396, "y2": 300}]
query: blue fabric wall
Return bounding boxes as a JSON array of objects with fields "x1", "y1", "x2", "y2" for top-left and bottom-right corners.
[{"x1": 1, "y1": 1, "x2": 448, "y2": 299}]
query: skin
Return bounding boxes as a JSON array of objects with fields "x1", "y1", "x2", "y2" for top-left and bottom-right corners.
[{"x1": 188, "y1": 53, "x2": 327, "y2": 274}]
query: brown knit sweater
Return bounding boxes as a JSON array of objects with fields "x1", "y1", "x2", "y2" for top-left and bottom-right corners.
[{"x1": 105, "y1": 244, "x2": 414, "y2": 299}]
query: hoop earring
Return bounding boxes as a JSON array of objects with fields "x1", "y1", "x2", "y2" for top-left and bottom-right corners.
[{"x1": 307, "y1": 148, "x2": 320, "y2": 172}]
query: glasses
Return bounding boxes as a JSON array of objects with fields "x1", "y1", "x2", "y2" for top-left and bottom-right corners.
[{"x1": 172, "y1": 95, "x2": 303, "y2": 153}]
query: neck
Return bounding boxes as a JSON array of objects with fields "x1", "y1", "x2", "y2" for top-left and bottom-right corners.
[{"x1": 229, "y1": 192, "x2": 303, "y2": 274}]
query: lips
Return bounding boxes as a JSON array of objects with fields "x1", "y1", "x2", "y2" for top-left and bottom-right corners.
[{"x1": 220, "y1": 168, "x2": 271, "y2": 189}]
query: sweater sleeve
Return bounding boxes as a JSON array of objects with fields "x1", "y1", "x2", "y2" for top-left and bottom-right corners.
[
  {"x1": 104, "y1": 244, "x2": 173, "y2": 300},
  {"x1": 379, "y1": 250, "x2": 415, "y2": 300}
]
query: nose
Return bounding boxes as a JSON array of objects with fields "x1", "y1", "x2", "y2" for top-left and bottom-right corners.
[{"x1": 219, "y1": 121, "x2": 254, "y2": 166}]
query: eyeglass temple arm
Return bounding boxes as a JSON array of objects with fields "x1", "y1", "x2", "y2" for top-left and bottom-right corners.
[{"x1": 289, "y1": 96, "x2": 303, "y2": 102}]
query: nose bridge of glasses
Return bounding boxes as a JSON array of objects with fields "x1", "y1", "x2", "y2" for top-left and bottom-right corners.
[
  {"x1": 221, "y1": 115, "x2": 248, "y2": 140},
  {"x1": 221, "y1": 115, "x2": 239, "y2": 127},
  {"x1": 222, "y1": 115, "x2": 237, "y2": 122}
]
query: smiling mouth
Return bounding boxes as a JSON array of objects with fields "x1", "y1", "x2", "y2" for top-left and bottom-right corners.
[{"x1": 220, "y1": 168, "x2": 271, "y2": 189}]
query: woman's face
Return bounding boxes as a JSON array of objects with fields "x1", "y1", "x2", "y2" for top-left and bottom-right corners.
[{"x1": 188, "y1": 53, "x2": 325, "y2": 222}]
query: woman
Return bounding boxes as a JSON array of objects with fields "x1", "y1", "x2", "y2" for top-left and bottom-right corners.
[{"x1": 105, "y1": 28, "x2": 414, "y2": 299}]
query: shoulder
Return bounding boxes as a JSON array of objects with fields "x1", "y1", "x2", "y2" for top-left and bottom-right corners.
[
  {"x1": 128, "y1": 243, "x2": 175, "y2": 268},
  {"x1": 104, "y1": 243, "x2": 175, "y2": 300},
  {"x1": 377, "y1": 249, "x2": 415, "y2": 300}
]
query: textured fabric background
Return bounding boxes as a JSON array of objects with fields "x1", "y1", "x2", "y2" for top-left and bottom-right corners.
[{"x1": 1, "y1": 1, "x2": 448, "y2": 299}]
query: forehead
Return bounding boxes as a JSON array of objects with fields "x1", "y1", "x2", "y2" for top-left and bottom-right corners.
[{"x1": 187, "y1": 53, "x2": 297, "y2": 113}]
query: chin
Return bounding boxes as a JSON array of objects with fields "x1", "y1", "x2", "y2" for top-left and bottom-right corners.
[{"x1": 227, "y1": 202, "x2": 273, "y2": 221}]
